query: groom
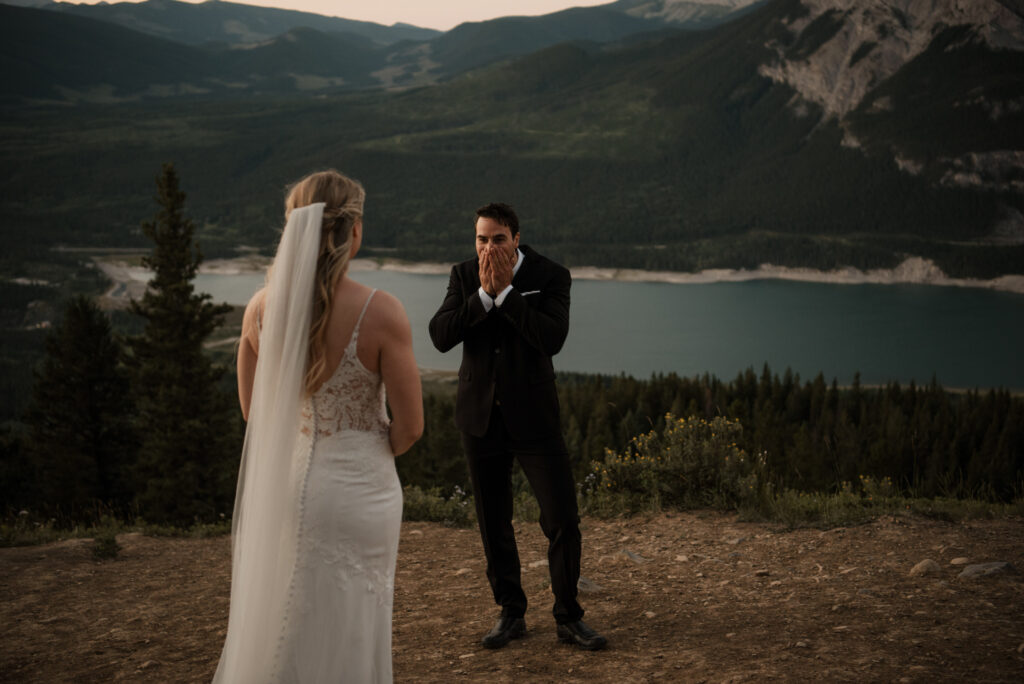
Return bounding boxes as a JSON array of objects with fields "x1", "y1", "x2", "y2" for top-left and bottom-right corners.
[{"x1": 429, "y1": 203, "x2": 606, "y2": 651}]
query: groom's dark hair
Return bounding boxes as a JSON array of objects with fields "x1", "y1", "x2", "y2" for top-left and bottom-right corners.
[{"x1": 476, "y1": 202, "x2": 519, "y2": 237}]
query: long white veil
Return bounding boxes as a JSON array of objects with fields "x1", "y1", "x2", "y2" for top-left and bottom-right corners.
[{"x1": 213, "y1": 202, "x2": 324, "y2": 683}]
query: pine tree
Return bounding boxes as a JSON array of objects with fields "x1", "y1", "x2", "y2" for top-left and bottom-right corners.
[
  {"x1": 127, "y1": 163, "x2": 237, "y2": 525},
  {"x1": 0, "y1": 425, "x2": 30, "y2": 512},
  {"x1": 22, "y1": 296, "x2": 135, "y2": 517}
]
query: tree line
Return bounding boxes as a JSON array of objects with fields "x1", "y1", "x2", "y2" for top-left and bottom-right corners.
[{"x1": 401, "y1": 369, "x2": 1024, "y2": 504}]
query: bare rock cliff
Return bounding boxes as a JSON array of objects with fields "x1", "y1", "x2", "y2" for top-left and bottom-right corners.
[{"x1": 758, "y1": 0, "x2": 1024, "y2": 118}]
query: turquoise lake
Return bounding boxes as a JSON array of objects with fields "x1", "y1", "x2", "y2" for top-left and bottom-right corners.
[{"x1": 194, "y1": 270, "x2": 1024, "y2": 390}]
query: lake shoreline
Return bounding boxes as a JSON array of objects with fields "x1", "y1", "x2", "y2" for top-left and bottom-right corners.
[
  {"x1": 90, "y1": 253, "x2": 1024, "y2": 391},
  {"x1": 193, "y1": 254, "x2": 1024, "y2": 295}
]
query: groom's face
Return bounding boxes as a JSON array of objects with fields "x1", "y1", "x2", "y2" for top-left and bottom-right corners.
[{"x1": 475, "y1": 217, "x2": 519, "y2": 263}]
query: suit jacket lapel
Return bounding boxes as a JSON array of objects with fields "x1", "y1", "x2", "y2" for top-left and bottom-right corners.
[
  {"x1": 512, "y1": 245, "x2": 534, "y2": 289},
  {"x1": 467, "y1": 257, "x2": 482, "y2": 291}
]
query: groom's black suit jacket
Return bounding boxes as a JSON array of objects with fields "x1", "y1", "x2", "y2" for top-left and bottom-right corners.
[{"x1": 429, "y1": 244, "x2": 570, "y2": 439}]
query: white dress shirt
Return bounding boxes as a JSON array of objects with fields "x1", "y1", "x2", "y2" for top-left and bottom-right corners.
[{"x1": 478, "y1": 248, "x2": 524, "y2": 312}]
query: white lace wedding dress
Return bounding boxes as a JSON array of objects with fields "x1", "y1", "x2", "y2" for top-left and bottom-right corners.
[{"x1": 273, "y1": 290, "x2": 402, "y2": 683}]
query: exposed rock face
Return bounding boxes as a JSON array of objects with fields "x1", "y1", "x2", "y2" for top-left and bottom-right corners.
[
  {"x1": 758, "y1": 0, "x2": 1024, "y2": 118},
  {"x1": 620, "y1": 0, "x2": 763, "y2": 24},
  {"x1": 939, "y1": 150, "x2": 1024, "y2": 193}
]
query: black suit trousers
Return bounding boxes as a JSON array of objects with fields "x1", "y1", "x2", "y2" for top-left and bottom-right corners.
[{"x1": 462, "y1": 405, "x2": 583, "y2": 624}]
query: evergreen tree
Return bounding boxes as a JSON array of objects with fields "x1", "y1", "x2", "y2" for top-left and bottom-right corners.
[
  {"x1": 22, "y1": 296, "x2": 135, "y2": 517},
  {"x1": 1, "y1": 422, "x2": 33, "y2": 513},
  {"x1": 127, "y1": 163, "x2": 237, "y2": 525}
]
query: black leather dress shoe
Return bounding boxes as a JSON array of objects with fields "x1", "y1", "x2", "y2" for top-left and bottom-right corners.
[
  {"x1": 556, "y1": 620, "x2": 608, "y2": 650},
  {"x1": 482, "y1": 615, "x2": 526, "y2": 649}
]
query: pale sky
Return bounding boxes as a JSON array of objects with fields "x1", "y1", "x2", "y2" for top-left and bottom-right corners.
[{"x1": 63, "y1": 1, "x2": 614, "y2": 31}]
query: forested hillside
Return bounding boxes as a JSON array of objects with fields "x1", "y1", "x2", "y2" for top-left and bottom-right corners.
[{"x1": 3, "y1": 0, "x2": 1022, "y2": 279}]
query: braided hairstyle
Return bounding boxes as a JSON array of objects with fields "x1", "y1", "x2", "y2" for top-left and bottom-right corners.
[{"x1": 283, "y1": 169, "x2": 366, "y2": 394}]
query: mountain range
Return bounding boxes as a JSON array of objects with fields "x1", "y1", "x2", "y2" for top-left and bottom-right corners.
[
  {"x1": 1, "y1": 0, "x2": 764, "y2": 98},
  {"x1": 9, "y1": 0, "x2": 440, "y2": 45},
  {"x1": 1, "y1": 0, "x2": 1021, "y2": 280}
]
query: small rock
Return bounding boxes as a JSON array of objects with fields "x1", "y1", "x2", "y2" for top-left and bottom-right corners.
[
  {"x1": 454, "y1": 568, "x2": 471, "y2": 576},
  {"x1": 408, "y1": 530, "x2": 423, "y2": 536},
  {"x1": 728, "y1": 552, "x2": 742, "y2": 559},
  {"x1": 769, "y1": 580, "x2": 782, "y2": 587},
  {"x1": 958, "y1": 562, "x2": 1016, "y2": 580},
  {"x1": 1017, "y1": 642, "x2": 1024, "y2": 654},
  {"x1": 726, "y1": 537, "x2": 746, "y2": 545},
  {"x1": 577, "y1": 576, "x2": 603, "y2": 593},
  {"x1": 139, "y1": 661, "x2": 157, "y2": 670},
  {"x1": 459, "y1": 653, "x2": 475, "y2": 659},
  {"x1": 909, "y1": 559, "x2": 941, "y2": 577},
  {"x1": 725, "y1": 632, "x2": 735, "y2": 638},
  {"x1": 754, "y1": 569, "x2": 770, "y2": 577},
  {"x1": 621, "y1": 549, "x2": 648, "y2": 564},
  {"x1": 795, "y1": 641, "x2": 808, "y2": 648},
  {"x1": 675, "y1": 555, "x2": 688, "y2": 562},
  {"x1": 528, "y1": 559, "x2": 548, "y2": 569},
  {"x1": 949, "y1": 557, "x2": 969, "y2": 565},
  {"x1": 644, "y1": 611, "x2": 656, "y2": 619}
]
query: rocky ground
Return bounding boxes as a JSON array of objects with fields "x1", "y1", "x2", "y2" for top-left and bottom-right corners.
[{"x1": 2, "y1": 512, "x2": 1022, "y2": 683}]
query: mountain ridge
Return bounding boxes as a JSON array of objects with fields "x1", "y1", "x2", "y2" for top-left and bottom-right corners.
[
  {"x1": 45, "y1": 0, "x2": 440, "y2": 45},
  {"x1": 6, "y1": 0, "x2": 761, "y2": 95}
]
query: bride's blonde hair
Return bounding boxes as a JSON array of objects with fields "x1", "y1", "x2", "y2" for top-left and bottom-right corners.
[{"x1": 283, "y1": 169, "x2": 365, "y2": 394}]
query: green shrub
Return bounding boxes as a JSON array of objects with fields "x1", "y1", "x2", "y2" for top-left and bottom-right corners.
[
  {"x1": 402, "y1": 485, "x2": 475, "y2": 527},
  {"x1": 90, "y1": 515, "x2": 122, "y2": 559},
  {"x1": 586, "y1": 415, "x2": 769, "y2": 515},
  {"x1": 512, "y1": 488, "x2": 541, "y2": 523},
  {"x1": 91, "y1": 529, "x2": 121, "y2": 559},
  {"x1": 765, "y1": 488, "x2": 875, "y2": 528},
  {"x1": 0, "y1": 510, "x2": 64, "y2": 547}
]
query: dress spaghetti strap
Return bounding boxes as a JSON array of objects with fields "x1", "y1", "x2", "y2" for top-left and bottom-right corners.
[
  {"x1": 349, "y1": 289, "x2": 377, "y2": 348},
  {"x1": 356, "y1": 288, "x2": 380, "y2": 339}
]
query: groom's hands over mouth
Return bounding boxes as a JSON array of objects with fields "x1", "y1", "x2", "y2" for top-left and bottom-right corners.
[
  {"x1": 478, "y1": 248, "x2": 494, "y2": 296},
  {"x1": 480, "y1": 245, "x2": 515, "y2": 297}
]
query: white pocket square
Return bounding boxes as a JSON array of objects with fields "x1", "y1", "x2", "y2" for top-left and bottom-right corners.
[{"x1": 520, "y1": 290, "x2": 541, "y2": 296}]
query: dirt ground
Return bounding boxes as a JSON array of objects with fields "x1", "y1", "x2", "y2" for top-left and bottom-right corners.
[{"x1": 2, "y1": 512, "x2": 1022, "y2": 683}]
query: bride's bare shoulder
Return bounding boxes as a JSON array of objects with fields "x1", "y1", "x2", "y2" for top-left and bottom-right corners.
[
  {"x1": 242, "y1": 288, "x2": 267, "y2": 348},
  {"x1": 364, "y1": 290, "x2": 410, "y2": 340}
]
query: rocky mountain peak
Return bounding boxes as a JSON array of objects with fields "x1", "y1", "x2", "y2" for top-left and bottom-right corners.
[
  {"x1": 616, "y1": 0, "x2": 763, "y2": 24},
  {"x1": 758, "y1": 0, "x2": 1024, "y2": 118}
]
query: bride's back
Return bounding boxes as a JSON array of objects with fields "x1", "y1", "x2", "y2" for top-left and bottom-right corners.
[
  {"x1": 314, "y1": 277, "x2": 380, "y2": 387},
  {"x1": 237, "y1": 168, "x2": 421, "y2": 453}
]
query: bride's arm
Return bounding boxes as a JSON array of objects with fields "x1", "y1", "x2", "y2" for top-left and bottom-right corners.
[
  {"x1": 237, "y1": 289, "x2": 265, "y2": 421},
  {"x1": 377, "y1": 291, "x2": 424, "y2": 455}
]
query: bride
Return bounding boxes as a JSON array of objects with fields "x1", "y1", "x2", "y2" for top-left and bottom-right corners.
[{"x1": 213, "y1": 170, "x2": 423, "y2": 683}]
